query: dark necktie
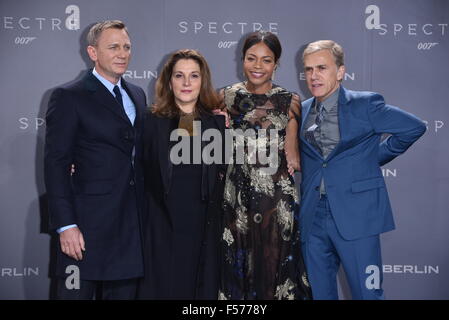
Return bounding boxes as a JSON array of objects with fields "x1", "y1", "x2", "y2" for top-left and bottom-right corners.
[
  {"x1": 113, "y1": 85, "x2": 124, "y2": 107},
  {"x1": 114, "y1": 85, "x2": 135, "y2": 165},
  {"x1": 305, "y1": 102, "x2": 324, "y2": 152}
]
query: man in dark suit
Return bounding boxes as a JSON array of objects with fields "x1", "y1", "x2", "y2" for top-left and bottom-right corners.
[
  {"x1": 298, "y1": 40, "x2": 426, "y2": 299},
  {"x1": 44, "y1": 20, "x2": 146, "y2": 299}
]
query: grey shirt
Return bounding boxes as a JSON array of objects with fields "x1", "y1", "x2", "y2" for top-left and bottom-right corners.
[{"x1": 304, "y1": 87, "x2": 341, "y2": 194}]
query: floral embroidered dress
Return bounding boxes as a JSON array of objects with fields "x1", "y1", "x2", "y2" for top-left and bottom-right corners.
[{"x1": 219, "y1": 82, "x2": 311, "y2": 300}]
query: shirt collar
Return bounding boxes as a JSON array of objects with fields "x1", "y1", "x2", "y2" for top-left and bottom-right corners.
[
  {"x1": 316, "y1": 86, "x2": 340, "y2": 112},
  {"x1": 92, "y1": 68, "x2": 122, "y2": 93}
]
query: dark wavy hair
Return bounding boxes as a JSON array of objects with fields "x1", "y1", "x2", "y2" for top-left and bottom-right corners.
[
  {"x1": 152, "y1": 49, "x2": 219, "y2": 118},
  {"x1": 242, "y1": 31, "x2": 282, "y2": 63}
]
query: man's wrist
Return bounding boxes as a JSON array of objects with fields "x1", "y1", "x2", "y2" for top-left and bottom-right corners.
[{"x1": 57, "y1": 224, "x2": 77, "y2": 233}]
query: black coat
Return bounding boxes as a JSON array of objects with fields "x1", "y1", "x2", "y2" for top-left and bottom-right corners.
[
  {"x1": 44, "y1": 70, "x2": 146, "y2": 280},
  {"x1": 139, "y1": 110, "x2": 226, "y2": 299}
]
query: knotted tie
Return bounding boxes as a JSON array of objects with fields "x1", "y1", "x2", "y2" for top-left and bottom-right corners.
[{"x1": 113, "y1": 85, "x2": 124, "y2": 107}]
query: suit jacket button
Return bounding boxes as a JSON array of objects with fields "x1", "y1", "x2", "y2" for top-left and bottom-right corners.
[
  {"x1": 322, "y1": 162, "x2": 327, "y2": 168},
  {"x1": 315, "y1": 186, "x2": 319, "y2": 191},
  {"x1": 130, "y1": 180, "x2": 135, "y2": 186}
]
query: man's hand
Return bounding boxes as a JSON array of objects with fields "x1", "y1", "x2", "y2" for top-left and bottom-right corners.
[{"x1": 59, "y1": 227, "x2": 85, "y2": 261}]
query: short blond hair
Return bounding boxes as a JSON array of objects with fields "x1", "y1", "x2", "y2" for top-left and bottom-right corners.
[
  {"x1": 87, "y1": 20, "x2": 128, "y2": 47},
  {"x1": 303, "y1": 40, "x2": 344, "y2": 68}
]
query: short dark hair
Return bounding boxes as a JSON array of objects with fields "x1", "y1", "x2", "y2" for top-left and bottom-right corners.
[{"x1": 242, "y1": 31, "x2": 282, "y2": 63}]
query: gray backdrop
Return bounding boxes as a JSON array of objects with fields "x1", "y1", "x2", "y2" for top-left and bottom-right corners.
[{"x1": 0, "y1": 0, "x2": 448, "y2": 299}]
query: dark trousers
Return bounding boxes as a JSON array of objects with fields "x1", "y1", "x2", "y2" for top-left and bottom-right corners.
[
  {"x1": 56, "y1": 277, "x2": 139, "y2": 300},
  {"x1": 302, "y1": 195, "x2": 384, "y2": 300}
]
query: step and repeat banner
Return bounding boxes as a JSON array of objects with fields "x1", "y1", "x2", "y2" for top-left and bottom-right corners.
[{"x1": 0, "y1": 0, "x2": 448, "y2": 299}]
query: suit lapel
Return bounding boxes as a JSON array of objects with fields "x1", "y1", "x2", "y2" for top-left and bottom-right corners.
[
  {"x1": 84, "y1": 71, "x2": 132, "y2": 126},
  {"x1": 301, "y1": 98, "x2": 314, "y2": 129},
  {"x1": 122, "y1": 79, "x2": 141, "y2": 128},
  {"x1": 158, "y1": 116, "x2": 178, "y2": 196},
  {"x1": 300, "y1": 97, "x2": 323, "y2": 158}
]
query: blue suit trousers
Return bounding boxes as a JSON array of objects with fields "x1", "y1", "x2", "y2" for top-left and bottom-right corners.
[{"x1": 302, "y1": 196, "x2": 385, "y2": 300}]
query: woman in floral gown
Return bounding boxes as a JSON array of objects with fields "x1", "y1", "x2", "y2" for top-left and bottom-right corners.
[{"x1": 218, "y1": 31, "x2": 312, "y2": 300}]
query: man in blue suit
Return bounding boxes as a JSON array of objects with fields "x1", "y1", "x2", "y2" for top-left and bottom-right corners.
[
  {"x1": 44, "y1": 20, "x2": 146, "y2": 299},
  {"x1": 298, "y1": 40, "x2": 426, "y2": 299}
]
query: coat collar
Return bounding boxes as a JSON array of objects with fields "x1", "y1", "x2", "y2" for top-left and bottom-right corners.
[{"x1": 83, "y1": 69, "x2": 135, "y2": 126}]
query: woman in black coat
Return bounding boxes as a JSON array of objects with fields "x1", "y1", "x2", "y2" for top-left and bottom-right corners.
[{"x1": 138, "y1": 49, "x2": 226, "y2": 299}]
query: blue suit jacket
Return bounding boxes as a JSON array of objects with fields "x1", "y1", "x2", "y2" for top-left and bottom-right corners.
[{"x1": 299, "y1": 86, "x2": 426, "y2": 241}]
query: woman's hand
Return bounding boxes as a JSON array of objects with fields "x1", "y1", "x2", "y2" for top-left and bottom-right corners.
[
  {"x1": 212, "y1": 108, "x2": 230, "y2": 128},
  {"x1": 285, "y1": 149, "x2": 300, "y2": 176}
]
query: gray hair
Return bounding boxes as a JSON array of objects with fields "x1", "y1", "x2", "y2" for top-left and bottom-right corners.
[
  {"x1": 86, "y1": 20, "x2": 128, "y2": 47},
  {"x1": 302, "y1": 40, "x2": 345, "y2": 68}
]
